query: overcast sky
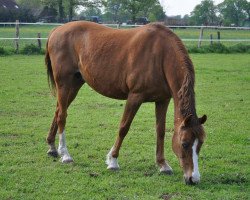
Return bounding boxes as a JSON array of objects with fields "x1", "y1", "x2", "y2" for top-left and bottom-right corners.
[{"x1": 159, "y1": 0, "x2": 224, "y2": 17}]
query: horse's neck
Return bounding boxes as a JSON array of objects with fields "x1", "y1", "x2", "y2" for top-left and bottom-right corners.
[{"x1": 172, "y1": 72, "x2": 197, "y2": 127}]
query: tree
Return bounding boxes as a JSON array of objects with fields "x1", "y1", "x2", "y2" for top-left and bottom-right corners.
[
  {"x1": 122, "y1": 0, "x2": 141, "y2": 22},
  {"x1": 218, "y1": 0, "x2": 250, "y2": 26},
  {"x1": 78, "y1": 6, "x2": 102, "y2": 20},
  {"x1": 122, "y1": 0, "x2": 163, "y2": 22},
  {"x1": 103, "y1": 0, "x2": 123, "y2": 22},
  {"x1": 190, "y1": 0, "x2": 219, "y2": 25},
  {"x1": 16, "y1": 0, "x2": 43, "y2": 16},
  {"x1": 58, "y1": 0, "x2": 65, "y2": 22},
  {"x1": 69, "y1": 0, "x2": 104, "y2": 21},
  {"x1": 147, "y1": 3, "x2": 165, "y2": 22},
  {"x1": 10, "y1": 0, "x2": 41, "y2": 22},
  {"x1": 40, "y1": 0, "x2": 103, "y2": 21},
  {"x1": 42, "y1": 0, "x2": 65, "y2": 22},
  {"x1": 139, "y1": 0, "x2": 158, "y2": 16}
]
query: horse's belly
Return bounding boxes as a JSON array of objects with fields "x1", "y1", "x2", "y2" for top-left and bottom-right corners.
[
  {"x1": 81, "y1": 73, "x2": 128, "y2": 100},
  {"x1": 94, "y1": 85, "x2": 128, "y2": 100},
  {"x1": 90, "y1": 84, "x2": 128, "y2": 100}
]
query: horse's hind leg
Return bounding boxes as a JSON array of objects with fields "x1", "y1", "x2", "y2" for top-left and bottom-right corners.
[
  {"x1": 155, "y1": 99, "x2": 173, "y2": 175},
  {"x1": 106, "y1": 93, "x2": 143, "y2": 170},
  {"x1": 47, "y1": 71, "x2": 84, "y2": 161},
  {"x1": 47, "y1": 103, "x2": 59, "y2": 157},
  {"x1": 54, "y1": 86, "x2": 73, "y2": 163}
]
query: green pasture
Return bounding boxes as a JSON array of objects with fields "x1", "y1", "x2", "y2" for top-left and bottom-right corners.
[
  {"x1": 0, "y1": 24, "x2": 249, "y2": 50},
  {"x1": 0, "y1": 54, "x2": 249, "y2": 199}
]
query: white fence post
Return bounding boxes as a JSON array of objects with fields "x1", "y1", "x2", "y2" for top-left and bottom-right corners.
[
  {"x1": 15, "y1": 20, "x2": 19, "y2": 53},
  {"x1": 198, "y1": 27, "x2": 204, "y2": 48}
]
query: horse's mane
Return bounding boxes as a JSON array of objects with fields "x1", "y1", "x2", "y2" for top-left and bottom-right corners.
[
  {"x1": 174, "y1": 38, "x2": 197, "y2": 118},
  {"x1": 150, "y1": 24, "x2": 197, "y2": 118}
]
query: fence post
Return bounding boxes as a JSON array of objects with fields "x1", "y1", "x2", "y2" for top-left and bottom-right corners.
[
  {"x1": 217, "y1": 31, "x2": 220, "y2": 43},
  {"x1": 15, "y1": 20, "x2": 19, "y2": 53},
  {"x1": 198, "y1": 27, "x2": 204, "y2": 48},
  {"x1": 117, "y1": 22, "x2": 121, "y2": 29},
  {"x1": 37, "y1": 33, "x2": 41, "y2": 49},
  {"x1": 210, "y1": 34, "x2": 213, "y2": 45}
]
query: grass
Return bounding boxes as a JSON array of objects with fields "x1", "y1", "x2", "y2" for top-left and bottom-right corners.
[{"x1": 0, "y1": 54, "x2": 249, "y2": 199}]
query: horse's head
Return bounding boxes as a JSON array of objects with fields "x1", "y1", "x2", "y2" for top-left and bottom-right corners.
[{"x1": 172, "y1": 114, "x2": 207, "y2": 185}]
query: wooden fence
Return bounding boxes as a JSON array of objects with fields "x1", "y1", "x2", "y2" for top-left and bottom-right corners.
[{"x1": 0, "y1": 20, "x2": 250, "y2": 52}]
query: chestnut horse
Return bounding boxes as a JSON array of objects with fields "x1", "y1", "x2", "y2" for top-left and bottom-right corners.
[{"x1": 45, "y1": 21, "x2": 207, "y2": 185}]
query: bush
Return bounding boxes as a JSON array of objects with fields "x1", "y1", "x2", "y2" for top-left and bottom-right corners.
[
  {"x1": 20, "y1": 44, "x2": 44, "y2": 55},
  {"x1": 188, "y1": 46, "x2": 206, "y2": 53},
  {"x1": 228, "y1": 44, "x2": 250, "y2": 53},
  {"x1": 0, "y1": 47, "x2": 5, "y2": 55},
  {"x1": 206, "y1": 43, "x2": 229, "y2": 53},
  {"x1": 1, "y1": 42, "x2": 249, "y2": 56},
  {"x1": 187, "y1": 43, "x2": 250, "y2": 54},
  {"x1": 0, "y1": 47, "x2": 12, "y2": 55}
]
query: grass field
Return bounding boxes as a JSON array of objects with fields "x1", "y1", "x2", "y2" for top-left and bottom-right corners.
[
  {"x1": 0, "y1": 54, "x2": 249, "y2": 199},
  {"x1": 0, "y1": 24, "x2": 249, "y2": 50}
]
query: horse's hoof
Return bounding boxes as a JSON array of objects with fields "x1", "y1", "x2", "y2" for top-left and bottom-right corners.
[
  {"x1": 160, "y1": 165, "x2": 173, "y2": 175},
  {"x1": 106, "y1": 156, "x2": 119, "y2": 170},
  {"x1": 106, "y1": 159, "x2": 120, "y2": 170},
  {"x1": 47, "y1": 149, "x2": 58, "y2": 158},
  {"x1": 160, "y1": 169, "x2": 173, "y2": 175},
  {"x1": 60, "y1": 155, "x2": 74, "y2": 163},
  {"x1": 107, "y1": 165, "x2": 120, "y2": 171}
]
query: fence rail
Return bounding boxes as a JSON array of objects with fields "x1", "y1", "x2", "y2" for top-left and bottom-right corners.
[
  {"x1": 1, "y1": 38, "x2": 250, "y2": 42},
  {"x1": 0, "y1": 21, "x2": 249, "y2": 52},
  {"x1": 1, "y1": 22, "x2": 250, "y2": 30}
]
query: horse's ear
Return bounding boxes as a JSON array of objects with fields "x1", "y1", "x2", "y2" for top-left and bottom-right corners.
[
  {"x1": 183, "y1": 114, "x2": 193, "y2": 127},
  {"x1": 199, "y1": 115, "x2": 207, "y2": 124}
]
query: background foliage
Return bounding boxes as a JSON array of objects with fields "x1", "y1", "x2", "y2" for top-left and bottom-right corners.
[{"x1": 0, "y1": 0, "x2": 249, "y2": 26}]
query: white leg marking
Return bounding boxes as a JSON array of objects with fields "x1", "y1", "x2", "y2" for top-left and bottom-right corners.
[
  {"x1": 106, "y1": 146, "x2": 119, "y2": 170},
  {"x1": 192, "y1": 139, "x2": 200, "y2": 183},
  {"x1": 58, "y1": 130, "x2": 73, "y2": 163}
]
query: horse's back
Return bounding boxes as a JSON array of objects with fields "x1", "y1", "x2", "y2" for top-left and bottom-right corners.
[{"x1": 47, "y1": 22, "x2": 175, "y2": 101}]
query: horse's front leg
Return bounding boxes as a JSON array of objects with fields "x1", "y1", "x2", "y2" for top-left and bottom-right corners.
[
  {"x1": 155, "y1": 99, "x2": 173, "y2": 175},
  {"x1": 106, "y1": 93, "x2": 143, "y2": 170}
]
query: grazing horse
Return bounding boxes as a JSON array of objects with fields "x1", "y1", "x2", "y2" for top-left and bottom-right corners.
[{"x1": 45, "y1": 21, "x2": 207, "y2": 185}]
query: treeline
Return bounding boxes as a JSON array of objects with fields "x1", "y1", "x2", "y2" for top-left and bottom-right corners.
[
  {"x1": 1, "y1": 0, "x2": 165, "y2": 23},
  {"x1": 0, "y1": 0, "x2": 249, "y2": 26},
  {"x1": 189, "y1": 0, "x2": 250, "y2": 26}
]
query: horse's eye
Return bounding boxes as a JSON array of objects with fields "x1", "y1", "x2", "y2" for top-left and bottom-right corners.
[{"x1": 182, "y1": 142, "x2": 190, "y2": 149}]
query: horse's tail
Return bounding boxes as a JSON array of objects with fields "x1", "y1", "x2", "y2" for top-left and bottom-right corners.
[{"x1": 45, "y1": 38, "x2": 56, "y2": 96}]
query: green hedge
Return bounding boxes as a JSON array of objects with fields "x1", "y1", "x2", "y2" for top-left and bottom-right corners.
[
  {"x1": 0, "y1": 43, "x2": 250, "y2": 56},
  {"x1": 0, "y1": 44, "x2": 44, "y2": 56},
  {"x1": 20, "y1": 44, "x2": 45, "y2": 55},
  {"x1": 187, "y1": 43, "x2": 250, "y2": 54}
]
